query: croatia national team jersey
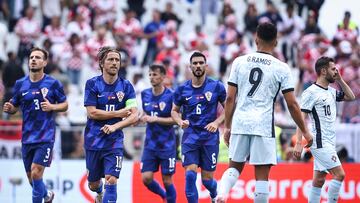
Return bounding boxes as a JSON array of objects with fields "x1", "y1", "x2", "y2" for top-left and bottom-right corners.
[
  {"x1": 173, "y1": 77, "x2": 226, "y2": 145},
  {"x1": 141, "y1": 87, "x2": 175, "y2": 151},
  {"x1": 228, "y1": 52, "x2": 294, "y2": 137},
  {"x1": 300, "y1": 84, "x2": 344, "y2": 148},
  {"x1": 84, "y1": 76, "x2": 136, "y2": 150},
  {"x1": 11, "y1": 75, "x2": 67, "y2": 144}
]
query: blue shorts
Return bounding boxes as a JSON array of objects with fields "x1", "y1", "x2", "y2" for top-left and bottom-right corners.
[
  {"x1": 22, "y1": 142, "x2": 54, "y2": 172},
  {"x1": 141, "y1": 148, "x2": 176, "y2": 175},
  {"x1": 85, "y1": 148, "x2": 123, "y2": 182},
  {"x1": 181, "y1": 143, "x2": 219, "y2": 171}
]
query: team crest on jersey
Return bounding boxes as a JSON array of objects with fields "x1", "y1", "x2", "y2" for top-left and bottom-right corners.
[
  {"x1": 159, "y1": 102, "x2": 166, "y2": 111},
  {"x1": 116, "y1": 91, "x2": 125, "y2": 102},
  {"x1": 205, "y1": 91, "x2": 212, "y2": 101},
  {"x1": 41, "y1": 87, "x2": 49, "y2": 97}
]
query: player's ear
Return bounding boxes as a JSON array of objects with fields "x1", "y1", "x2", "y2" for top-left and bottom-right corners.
[{"x1": 274, "y1": 39, "x2": 278, "y2": 47}]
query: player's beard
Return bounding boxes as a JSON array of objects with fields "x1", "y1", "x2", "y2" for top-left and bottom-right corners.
[
  {"x1": 29, "y1": 67, "x2": 42, "y2": 73},
  {"x1": 192, "y1": 68, "x2": 205, "y2": 78},
  {"x1": 325, "y1": 72, "x2": 335, "y2": 83}
]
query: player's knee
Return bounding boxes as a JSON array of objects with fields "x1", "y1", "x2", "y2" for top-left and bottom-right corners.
[
  {"x1": 162, "y1": 175, "x2": 173, "y2": 186},
  {"x1": 313, "y1": 177, "x2": 325, "y2": 187},
  {"x1": 142, "y1": 175, "x2": 153, "y2": 185},
  {"x1": 30, "y1": 167, "x2": 43, "y2": 180},
  {"x1": 334, "y1": 171, "x2": 345, "y2": 181},
  {"x1": 88, "y1": 181, "x2": 101, "y2": 191},
  {"x1": 105, "y1": 175, "x2": 117, "y2": 185}
]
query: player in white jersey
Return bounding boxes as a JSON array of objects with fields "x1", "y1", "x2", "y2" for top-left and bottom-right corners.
[
  {"x1": 216, "y1": 22, "x2": 313, "y2": 203},
  {"x1": 294, "y1": 57, "x2": 355, "y2": 203}
]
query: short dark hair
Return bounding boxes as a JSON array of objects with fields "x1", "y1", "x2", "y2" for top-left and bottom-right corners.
[
  {"x1": 190, "y1": 51, "x2": 206, "y2": 63},
  {"x1": 256, "y1": 22, "x2": 277, "y2": 43},
  {"x1": 150, "y1": 64, "x2": 166, "y2": 75},
  {"x1": 315, "y1": 56, "x2": 334, "y2": 75},
  {"x1": 30, "y1": 47, "x2": 49, "y2": 60},
  {"x1": 97, "y1": 46, "x2": 121, "y2": 72}
]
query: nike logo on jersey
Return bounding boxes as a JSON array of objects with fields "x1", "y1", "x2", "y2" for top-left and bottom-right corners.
[
  {"x1": 144, "y1": 103, "x2": 150, "y2": 106},
  {"x1": 185, "y1": 96, "x2": 192, "y2": 101},
  {"x1": 97, "y1": 94, "x2": 105, "y2": 97},
  {"x1": 22, "y1": 92, "x2": 29, "y2": 96}
]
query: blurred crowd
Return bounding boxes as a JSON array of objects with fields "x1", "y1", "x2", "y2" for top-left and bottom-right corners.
[{"x1": 0, "y1": 0, "x2": 359, "y2": 161}]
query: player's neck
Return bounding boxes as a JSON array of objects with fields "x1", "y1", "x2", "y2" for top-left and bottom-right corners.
[
  {"x1": 315, "y1": 77, "x2": 329, "y2": 89},
  {"x1": 29, "y1": 72, "x2": 45, "y2": 82},
  {"x1": 192, "y1": 76, "x2": 206, "y2": 88},
  {"x1": 256, "y1": 45, "x2": 273, "y2": 55},
  {"x1": 152, "y1": 85, "x2": 165, "y2": 96},
  {"x1": 102, "y1": 74, "x2": 118, "y2": 85}
]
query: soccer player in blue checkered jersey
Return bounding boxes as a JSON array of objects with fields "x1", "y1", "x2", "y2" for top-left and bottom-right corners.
[
  {"x1": 171, "y1": 51, "x2": 226, "y2": 203},
  {"x1": 3, "y1": 47, "x2": 68, "y2": 203},
  {"x1": 139, "y1": 64, "x2": 177, "y2": 203},
  {"x1": 294, "y1": 57, "x2": 355, "y2": 203},
  {"x1": 216, "y1": 23, "x2": 313, "y2": 203},
  {"x1": 84, "y1": 46, "x2": 138, "y2": 203}
]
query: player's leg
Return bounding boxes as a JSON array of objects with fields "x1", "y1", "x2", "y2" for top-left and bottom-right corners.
[
  {"x1": 22, "y1": 144, "x2": 35, "y2": 186},
  {"x1": 199, "y1": 144, "x2": 219, "y2": 202},
  {"x1": 309, "y1": 170, "x2": 326, "y2": 203},
  {"x1": 327, "y1": 165, "x2": 345, "y2": 203},
  {"x1": 217, "y1": 134, "x2": 250, "y2": 203},
  {"x1": 141, "y1": 149, "x2": 166, "y2": 200},
  {"x1": 85, "y1": 150, "x2": 104, "y2": 203},
  {"x1": 103, "y1": 149, "x2": 123, "y2": 203},
  {"x1": 31, "y1": 143, "x2": 55, "y2": 203},
  {"x1": 182, "y1": 143, "x2": 200, "y2": 203},
  {"x1": 160, "y1": 149, "x2": 177, "y2": 203},
  {"x1": 250, "y1": 135, "x2": 277, "y2": 203}
]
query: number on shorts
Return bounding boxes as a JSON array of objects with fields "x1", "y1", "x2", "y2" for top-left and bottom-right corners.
[
  {"x1": 116, "y1": 156, "x2": 122, "y2": 169},
  {"x1": 211, "y1": 153, "x2": 217, "y2": 164},
  {"x1": 168, "y1": 158, "x2": 176, "y2": 169},
  {"x1": 247, "y1": 67, "x2": 263, "y2": 97},
  {"x1": 43, "y1": 148, "x2": 50, "y2": 162}
]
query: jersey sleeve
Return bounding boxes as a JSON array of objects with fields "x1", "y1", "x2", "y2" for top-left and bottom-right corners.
[
  {"x1": 300, "y1": 89, "x2": 315, "y2": 113},
  {"x1": 125, "y1": 81, "x2": 137, "y2": 108},
  {"x1": 218, "y1": 81, "x2": 227, "y2": 103},
  {"x1": 227, "y1": 58, "x2": 239, "y2": 87},
  {"x1": 10, "y1": 80, "x2": 21, "y2": 107},
  {"x1": 280, "y1": 64, "x2": 295, "y2": 94},
  {"x1": 84, "y1": 79, "x2": 97, "y2": 106},
  {"x1": 53, "y1": 80, "x2": 67, "y2": 103},
  {"x1": 173, "y1": 86, "x2": 183, "y2": 106}
]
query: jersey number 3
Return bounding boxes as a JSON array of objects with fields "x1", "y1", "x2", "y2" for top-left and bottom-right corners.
[{"x1": 247, "y1": 68, "x2": 263, "y2": 97}]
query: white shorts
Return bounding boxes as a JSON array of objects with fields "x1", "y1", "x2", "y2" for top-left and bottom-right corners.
[
  {"x1": 311, "y1": 147, "x2": 341, "y2": 172},
  {"x1": 229, "y1": 134, "x2": 277, "y2": 165}
]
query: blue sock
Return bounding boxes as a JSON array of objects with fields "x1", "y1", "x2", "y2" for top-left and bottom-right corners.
[
  {"x1": 202, "y1": 179, "x2": 217, "y2": 199},
  {"x1": 103, "y1": 184, "x2": 117, "y2": 203},
  {"x1": 146, "y1": 180, "x2": 166, "y2": 198},
  {"x1": 32, "y1": 179, "x2": 45, "y2": 203},
  {"x1": 96, "y1": 181, "x2": 103, "y2": 194},
  {"x1": 185, "y1": 170, "x2": 198, "y2": 203},
  {"x1": 165, "y1": 184, "x2": 177, "y2": 203}
]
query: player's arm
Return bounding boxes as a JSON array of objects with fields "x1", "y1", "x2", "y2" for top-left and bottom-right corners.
[
  {"x1": 223, "y1": 84, "x2": 237, "y2": 146},
  {"x1": 152, "y1": 116, "x2": 176, "y2": 125},
  {"x1": 171, "y1": 104, "x2": 189, "y2": 129},
  {"x1": 3, "y1": 101, "x2": 19, "y2": 114},
  {"x1": 293, "y1": 112, "x2": 310, "y2": 159},
  {"x1": 86, "y1": 106, "x2": 131, "y2": 120},
  {"x1": 335, "y1": 69, "x2": 355, "y2": 101},
  {"x1": 101, "y1": 107, "x2": 139, "y2": 134},
  {"x1": 204, "y1": 102, "x2": 225, "y2": 133},
  {"x1": 283, "y1": 91, "x2": 313, "y2": 144},
  {"x1": 41, "y1": 98, "x2": 68, "y2": 112}
]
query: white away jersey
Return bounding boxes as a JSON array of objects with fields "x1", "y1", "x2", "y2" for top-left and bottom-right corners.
[
  {"x1": 228, "y1": 52, "x2": 294, "y2": 137},
  {"x1": 300, "y1": 84, "x2": 344, "y2": 148}
]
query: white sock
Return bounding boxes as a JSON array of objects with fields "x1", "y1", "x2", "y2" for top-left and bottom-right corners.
[
  {"x1": 254, "y1": 181, "x2": 269, "y2": 203},
  {"x1": 327, "y1": 180, "x2": 342, "y2": 203},
  {"x1": 308, "y1": 186, "x2": 321, "y2": 203},
  {"x1": 218, "y1": 168, "x2": 239, "y2": 197}
]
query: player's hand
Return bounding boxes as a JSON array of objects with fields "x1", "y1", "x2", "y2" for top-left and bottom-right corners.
[
  {"x1": 141, "y1": 115, "x2": 157, "y2": 123},
  {"x1": 40, "y1": 97, "x2": 53, "y2": 112},
  {"x1": 334, "y1": 68, "x2": 342, "y2": 81},
  {"x1": 204, "y1": 121, "x2": 219, "y2": 133},
  {"x1": 303, "y1": 131, "x2": 313, "y2": 148},
  {"x1": 117, "y1": 108, "x2": 131, "y2": 118},
  {"x1": 223, "y1": 128, "x2": 231, "y2": 147},
  {"x1": 101, "y1": 124, "x2": 117, "y2": 134},
  {"x1": 180, "y1": 120, "x2": 189, "y2": 129},
  {"x1": 293, "y1": 142, "x2": 303, "y2": 160},
  {"x1": 3, "y1": 102, "x2": 14, "y2": 113}
]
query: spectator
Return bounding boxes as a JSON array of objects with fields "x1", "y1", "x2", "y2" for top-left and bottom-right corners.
[
  {"x1": 44, "y1": 16, "x2": 67, "y2": 57},
  {"x1": 303, "y1": 11, "x2": 322, "y2": 34},
  {"x1": 244, "y1": 2, "x2": 258, "y2": 47},
  {"x1": 258, "y1": 0, "x2": 283, "y2": 26},
  {"x1": 335, "y1": 11, "x2": 359, "y2": 43},
  {"x1": 0, "y1": 18, "x2": 8, "y2": 66},
  {"x1": 90, "y1": 0, "x2": 117, "y2": 28},
  {"x1": 218, "y1": 1, "x2": 234, "y2": 25},
  {"x1": 40, "y1": 0, "x2": 61, "y2": 31},
  {"x1": 127, "y1": 0, "x2": 145, "y2": 22},
  {"x1": 156, "y1": 20, "x2": 178, "y2": 51},
  {"x1": 200, "y1": 0, "x2": 218, "y2": 25},
  {"x1": 224, "y1": 32, "x2": 249, "y2": 65},
  {"x1": 115, "y1": 36, "x2": 130, "y2": 79},
  {"x1": 4, "y1": 0, "x2": 29, "y2": 32},
  {"x1": 66, "y1": 12, "x2": 92, "y2": 42},
  {"x1": 160, "y1": 2, "x2": 182, "y2": 29}
]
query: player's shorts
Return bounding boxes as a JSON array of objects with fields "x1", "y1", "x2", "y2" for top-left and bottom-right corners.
[
  {"x1": 22, "y1": 142, "x2": 54, "y2": 172},
  {"x1": 311, "y1": 147, "x2": 341, "y2": 172},
  {"x1": 229, "y1": 134, "x2": 277, "y2": 165},
  {"x1": 181, "y1": 143, "x2": 219, "y2": 171},
  {"x1": 141, "y1": 148, "x2": 176, "y2": 175},
  {"x1": 85, "y1": 148, "x2": 123, "y2": 182}
]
